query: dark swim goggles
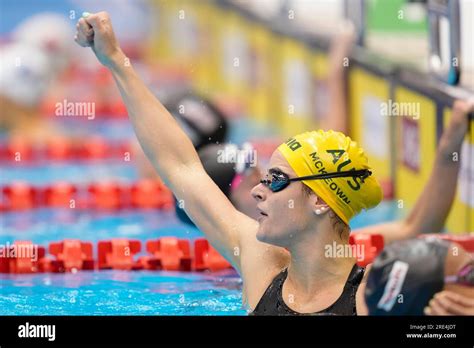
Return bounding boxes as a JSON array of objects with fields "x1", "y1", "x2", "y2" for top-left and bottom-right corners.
[
  {"x1": 444, "y1": 261, "x2": 474, "y2": 287},
  {"x1": 260, "y1": 168, "x2": 372, "y2": 193}
]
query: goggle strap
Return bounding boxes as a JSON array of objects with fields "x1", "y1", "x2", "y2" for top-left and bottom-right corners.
[{"x1": 290, "y1": 169, "x2": 372, "y2": 182}]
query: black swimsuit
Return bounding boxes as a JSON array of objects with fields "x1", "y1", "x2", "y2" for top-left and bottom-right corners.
[{"x1": 251, "y1": 264, "x2": 365, "y2": 315}]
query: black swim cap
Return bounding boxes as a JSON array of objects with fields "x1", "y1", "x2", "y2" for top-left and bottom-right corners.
[
  {"x1": 165, "y1": 92, "x2": 228, "y2": 150},
  {"x1": 365, "y1": 238, "x2": 449, "y2": 315}
]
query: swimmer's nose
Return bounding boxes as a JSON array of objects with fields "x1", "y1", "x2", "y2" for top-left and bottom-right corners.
[{"x1": 251, "y1": 183, "x2": 266, "y2": 202}]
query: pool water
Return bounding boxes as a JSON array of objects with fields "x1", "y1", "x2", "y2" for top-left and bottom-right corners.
[{"x1": 0, "y1": 269, "x2": 245, "y2": 315}]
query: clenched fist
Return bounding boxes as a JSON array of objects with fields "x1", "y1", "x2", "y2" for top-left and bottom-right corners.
[{"x1": 74, "y1": 11, "x2": 126, "y2": 69}]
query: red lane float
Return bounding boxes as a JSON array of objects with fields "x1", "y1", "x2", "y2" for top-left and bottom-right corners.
[
  {"x1": 131, "y1": 180, "x2": 163, "y2": 209},
  {"x1": 44, "y1": 182, "x2": 77, "y2": 208},
  {"x1": 98, "y1": 239, "x2": 142, "y2": 270},
  {"x1": 78, "y1": 137, "x2": 110, "y2": 160},
  {"x1": 4, "y1": 234, "x2": 470, "y2": 275},
  {"x1": 3, "y1": 183, "x2": 38, "y2": 210},
  {"x1": 194, "y1": 238, "x2": 232, "y2": 272},
  {"x1": 0, "y1": 241, "x2": 46, "y2": 274},
  {"x1": 5, "y1": 138, "x2": 34, "y2": 162},
  {"x1": 0, "y1": 137, "x2": 132, "y2": 162},
  {"x1": 349, "y1": 233, "x2": 385, "y2": 267},
  {"x1": 0, "y1": 238, "x2": 235, "y2": 274},
  {"x1": 0, "y1": 144, "x2": 5, "y2": 161},
  {"x1": 48, "y1": 240, "x2": 94, "y2": 272},
  {"x1": 144, "y1": 237, "x2": 192, "y2": 271},
  {"x1": 46, "y1": 137, "x2": 76, "y2": 160},
  {"x1": 130, "y1": 179, "x2": 174, "y2": 210},
  {"x1": 1, "y1": 180, "x2": 174, "y2": 211},
  {"x1": 88, "y1": 182, "x2": 124, "y2": 210}
]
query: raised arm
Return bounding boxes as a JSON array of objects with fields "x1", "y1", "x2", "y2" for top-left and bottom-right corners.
[
  {"x1": 324, "y1": 22, "x2": 355, "y2": 134},
  {"x1": 74, "y1": 11, "x2": 259, "y2": 270},
  {"x1": 355, "y1": 100, "x2": 473, "y2": 244}
]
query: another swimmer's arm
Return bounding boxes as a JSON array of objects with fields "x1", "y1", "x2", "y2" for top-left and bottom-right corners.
[
  {"x1": 352, "y1": 222, "x2": 405, "y2": 245},
  {"x1": 425, "y1": 291, "x2": 474, "y2": 316},
  {"x1": 400, "y1": 100, "x2": 472, "y2": 235},
  {"x1": 356, "y1": 100, "x2": 473, "y2": 244},
  {"x1": 325, "y1": 22, "x2": 355, "y2": 133}
]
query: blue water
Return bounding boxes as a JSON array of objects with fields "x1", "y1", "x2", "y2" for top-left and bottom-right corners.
[{"x1": 0, "y1": 270, "x2": 244, "y2": 315}]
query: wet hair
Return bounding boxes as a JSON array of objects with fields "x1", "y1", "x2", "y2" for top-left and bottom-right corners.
[{"x1": 301, "y1": 184, "x2": 350, "y2": 238}]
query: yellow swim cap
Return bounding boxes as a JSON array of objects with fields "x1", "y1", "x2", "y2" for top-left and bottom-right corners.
[{"x1": 277, "y1": 130, "x2": 382, "y2": 225}]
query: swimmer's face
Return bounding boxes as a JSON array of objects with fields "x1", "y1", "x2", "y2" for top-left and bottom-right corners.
[{"x1": 250, "y1": 150, "x2": 317, "y2": 247}]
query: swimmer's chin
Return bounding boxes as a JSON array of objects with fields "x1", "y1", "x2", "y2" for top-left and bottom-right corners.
[
  {"x1": 256, "y1": 229, "x2": 287, "y2": 249},
  {"x1": 255, "y1": 224, "x2": 267, "y2": 243},
  {"x1": 255, "y1": 224, "x2": 274, "y2": 244},
  {"x1": 256, "y1": 217, "x2": 281, "y2": 245}
]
